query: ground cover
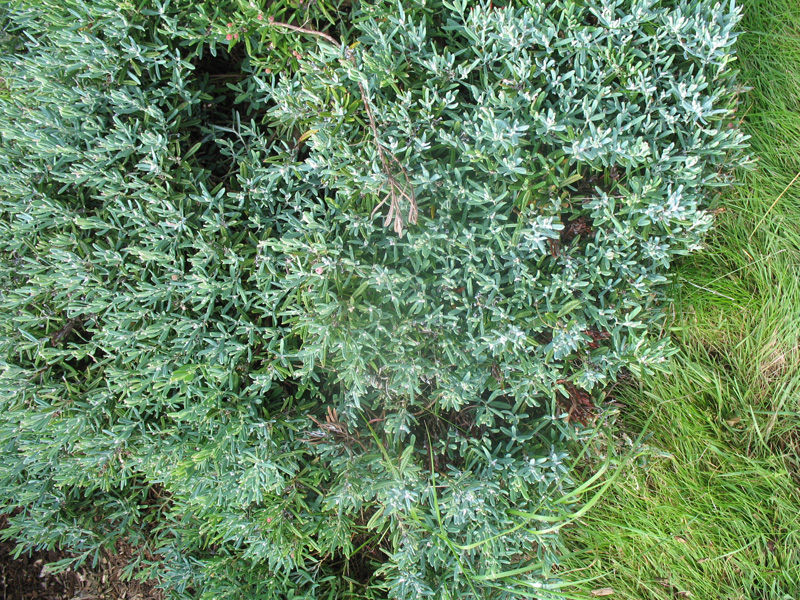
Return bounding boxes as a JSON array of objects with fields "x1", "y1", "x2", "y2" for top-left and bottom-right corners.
[
  {"x1": 561, "y1": 0, "x2": 800, "y2": 596},
  {"x1": 0, "y1": 0, "x2": 752, "y2": 597}
]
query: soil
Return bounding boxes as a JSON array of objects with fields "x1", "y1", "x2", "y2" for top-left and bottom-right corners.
[{"x1": 0, "y1": 516, "x2": 163, "y2": 600}]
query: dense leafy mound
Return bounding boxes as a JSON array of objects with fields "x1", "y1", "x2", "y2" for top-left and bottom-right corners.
[{"x1": 0, "y1": 0, "x2": 745, "y2": 598}]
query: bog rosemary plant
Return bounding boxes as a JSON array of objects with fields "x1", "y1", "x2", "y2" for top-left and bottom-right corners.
[{"x1": 0, "y1": 0, "x2": 746, "y2": 598}]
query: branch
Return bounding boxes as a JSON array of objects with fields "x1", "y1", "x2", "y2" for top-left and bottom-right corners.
[
  {"x1": 268, "y1": 19, "x2": 418, "y2": 235},
  {"x1": 267, "y1": 19, "x2": 341, "y2": 48}
]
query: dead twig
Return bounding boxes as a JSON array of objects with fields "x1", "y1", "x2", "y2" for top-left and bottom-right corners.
[
  {"x1": 303, "y1": 407, "x2": 366, "y2": 450},
  {"x1": 266, "y1": 19, "x2": 340, "y2": 48},
  {"x1": 268, "y1": 19, "x2": 418, "y2": 235}
]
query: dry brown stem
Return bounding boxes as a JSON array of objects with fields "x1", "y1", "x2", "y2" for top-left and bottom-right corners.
[{"x1": 268, "y1": 20, "x2": 418, "y2": 235}]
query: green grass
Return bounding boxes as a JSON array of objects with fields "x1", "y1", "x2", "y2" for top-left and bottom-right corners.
[{"x1": 559, "y1": 0, "x2": 800, "y2": 597}]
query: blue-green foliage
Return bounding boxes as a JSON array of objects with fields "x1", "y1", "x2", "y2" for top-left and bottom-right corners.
[{"x1": 0, "y1": 0, "x2": 745, "y2": 598}]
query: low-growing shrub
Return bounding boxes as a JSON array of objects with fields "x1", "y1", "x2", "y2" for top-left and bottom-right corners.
[{"x1": 0, "y1": 0, "x2": 746, "y2": 597}]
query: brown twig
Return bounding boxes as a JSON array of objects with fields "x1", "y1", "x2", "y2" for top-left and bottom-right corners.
[
  {"x1": 267, "y1": 19, "x2": 341, "y2": 48},
  {"x1": 303, "y1": 407, "x2": 366, "y2": 450},
  {"x1": 268, "y1": 19, "x2": 418, "y2": 235},
  {"x1": 362, "y1": 90, "x2": 418, "y2": 235}
]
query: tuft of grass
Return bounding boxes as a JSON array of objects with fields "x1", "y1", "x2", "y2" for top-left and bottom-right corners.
[
  {"x1": 560, "y1": 0, "x2": 800, "y2": 597},
  {"x1": 672, "y1": 0, "x2": 800, "y2": 479},
  {"x1": 559, "y1": 357, "x2": 800, "y2": 599}
]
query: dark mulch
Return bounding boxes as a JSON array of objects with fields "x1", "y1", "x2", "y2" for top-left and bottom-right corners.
[{"x1": 0, "y1": 516, "x2": 163, "y2": 600}]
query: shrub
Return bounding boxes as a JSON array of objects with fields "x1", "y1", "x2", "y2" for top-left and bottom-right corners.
[{"x1": 0, "y1": 0, "x2": 746, "y2": 598}]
